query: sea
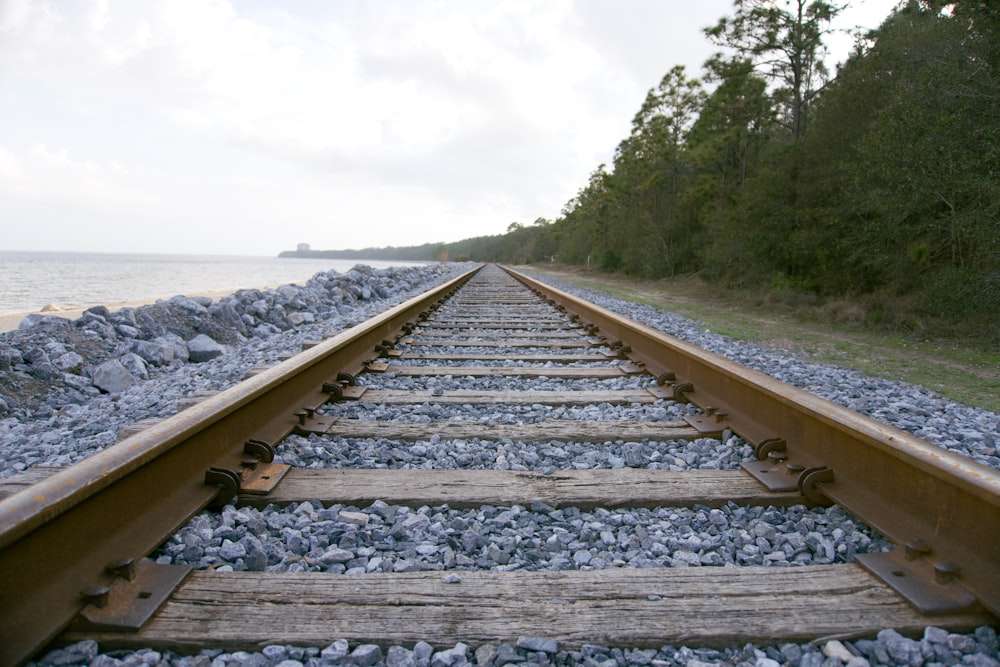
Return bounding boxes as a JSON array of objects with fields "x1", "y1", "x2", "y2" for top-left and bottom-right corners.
[{"x1": 0, "y1": 251, "x2": 428, "y2": 316}]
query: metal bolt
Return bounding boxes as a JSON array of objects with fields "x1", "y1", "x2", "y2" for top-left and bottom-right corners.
[
  {"x1": 657, "y1": 371, "x2": 676, "y2": 385},
  {"x1": 305, "y1": 407, "x2": 315, "y2": 419},
  {"x1": 786, "y1": 463, "x2": 804, "y2": 474},
  {"x1": 904, "y1": 539, "x2": 932, "y2": 561},
  {"x1": 106, "y1": 557, "x2": 136, "y2": 581},
  {"x1": 934, "y1": 562, "x2": 959, "y2": 584},
  {"x1": 767, "y1": 450, "x2": 788, "y2": 462},
  {"x1": 81, "y1": 585, "x2": 111, "y2": 608},
  {"x1": 295, "y1": 411, "x2": 307, "y2": 425}
]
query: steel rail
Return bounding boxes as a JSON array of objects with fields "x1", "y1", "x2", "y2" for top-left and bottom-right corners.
[
  {"x1": 0, "y1": 265, "x2": 482, "y2": 666},
  {"x1": 503, "y1": 265, "x2": 1000, "y2": 618}
]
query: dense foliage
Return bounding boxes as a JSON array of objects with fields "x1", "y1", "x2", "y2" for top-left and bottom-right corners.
[
  {"x1": 304, "y1": 1, "x2": 998, "y2": 336},
  {"x1": 546, "y1": 0, "x2": 997, "y2": 329}
]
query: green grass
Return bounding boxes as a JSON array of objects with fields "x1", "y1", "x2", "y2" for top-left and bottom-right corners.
[{"x1": 528, "y1": 266, "x2": 1000, "y2": 413}]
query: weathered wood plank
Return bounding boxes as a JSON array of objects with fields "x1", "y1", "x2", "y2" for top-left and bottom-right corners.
[
  {"x1": 414, "y1": 330, "x2": 583, "y2": 339},
  {"x1": 433, "y1": 306, "x2": 559, "y2": 311},
  {"x1": 380, "y1": 365, "x2": 627, "y2": 378},
  {"x1": 426, "y1": 317, "x2": 566, "y2": 322},
  {"x1": 406, "y1": 340, "x2": 591, "y2": 348},
  {"x1": 359, "y1": 390, "x2": 659, "y2": 405},
  {"x1": 64, "y1": 565, "x2": 994, "y2": 652},
  {"x1": 420, "y1": 321, "x2": 573, "y2": 329},
  {"x1": 238, "y1": 468, "x2": 800, "y2": 509},
  {"x1": 403, "y1": 352, "x2": 609, "y2": 362},
  {"x1": 327, "y1": 417, "x2": 699, "y2": 442},
  {"x1": 445, "y1": 299, "x2": 539, "y2": 304}
]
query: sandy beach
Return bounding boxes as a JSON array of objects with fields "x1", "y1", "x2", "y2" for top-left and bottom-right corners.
[{"x1": 0, "y1": 286, "x2": 279, "y2": 334}]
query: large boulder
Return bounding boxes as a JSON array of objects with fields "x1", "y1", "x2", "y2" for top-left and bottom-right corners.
[
  {"x1": 158, "y1": 334, "x2": 189, "y2": 363},
  {"x1": 186, "y1": 334, "x2": 224, "y2": 363},
  {"x1": 22, "y1": 347, "x2": 59, "y2": 379},
  {"x1": 265, "y1": 306, "x2": 290, "y2": 330},
  {"x1": 63, "y1": 372, "x2": 93, "y2": 392},
  {"x1": 207, "y1": 302, "x2": 247, "y2": 336},
  {"x1": 131, "y1": 339, "x2": 175, "y2": 366},
  {"x1": 84, "y1": 305, "x2": 111, "y2": 320},
  {"x1": 18, "y1": 314, "x2": 72, "y2": 332},
  {"x1": 286, "y1": 311, "x2": 315, "y2": 327},
  {"x1": 54, "y1": 351, "x2": 84, "y2": 372},
  {"x1": 169, "y1": 295, "x2": 209, "y2": 315},
  {"x1": 119, "y1": 352, "x2": 149, "y2": 380},
  {"x1": 77, "y1": 312, "x2": 119, "y2": 341},
  {"x1": 92, "y1": 359, "x2": 135, "y2": 394}
]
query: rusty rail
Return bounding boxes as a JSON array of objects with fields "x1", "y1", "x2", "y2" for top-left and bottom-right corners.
[
  {"x1": 0, "y1": 265, "x2": 481, "y2": 666},
  {"x1": 504, "y1": 265, "x2": 1000, "y2": 618}
]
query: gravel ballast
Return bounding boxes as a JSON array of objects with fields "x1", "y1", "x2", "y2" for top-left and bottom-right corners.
[{"x1": 1, "y1": 263, "x2": 995, "y2": 666}]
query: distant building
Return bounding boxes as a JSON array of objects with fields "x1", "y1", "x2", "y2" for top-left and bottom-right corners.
[{"x1": 297, "y1": 243, "x2": 311, "y2": 252}]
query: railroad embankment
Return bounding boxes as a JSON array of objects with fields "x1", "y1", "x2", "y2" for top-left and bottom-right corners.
[{"x1": 0, "y1": 264, "x2": 466, "y2": 420}]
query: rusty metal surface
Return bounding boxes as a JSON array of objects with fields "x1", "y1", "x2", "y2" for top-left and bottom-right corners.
[
  {"x1": 0, "y1": 266, "x2": 480, "y2": 666},
  {"x1": 857, "y1": 550, "x2": 979, "y2": 615},
  {"x1": 503, "y1": 265, "x2": 1000, "y2": 617},
  {"x1": 70, "y1": 559, "x2": 192, "y2": 632},
  {"x1": 240, "y1": 463, "x2": 292, "y2": 495}
]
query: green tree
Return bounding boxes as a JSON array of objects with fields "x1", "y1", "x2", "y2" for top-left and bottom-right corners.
[
  {"x1": 685, "y1": 56, "x2": 777, "y2": 280},
  {"x1": 841, "y1": 2, "x2": 998, "y2": 281},
  {"x1": 608, "y1": 66, "x2": 705, "y2": 276},
  {"x1": 688, "y1": 56, "x2": 774, "y2": 188},
  {"x1": 555, "y1": 165, "x2": 612, "y2": 265},
  {"x1": 705, "y1": 0, "x2": 842, "y2": 141}
]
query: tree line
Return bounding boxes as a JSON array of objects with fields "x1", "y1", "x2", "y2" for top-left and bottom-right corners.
[{"x1": 303, "y1": 0, "x2": 999, "y2": 337}]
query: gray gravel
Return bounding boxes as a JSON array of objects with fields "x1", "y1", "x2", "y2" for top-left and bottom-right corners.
[
  {"x1": 31, "y1": 626, "x2": 1000, "y2": 667},
  {"x1": 0, "y1": 263, "x2": 471, "y2": 476},
  {"x1": 516, "y1": 271, "x2": 999, "y2": 471},
  {"x1": 8, "y1": 264, "x2": 998, "y2": 666},
  {"x1": 319, "y1": 400, "x2": 695, "y2": 424},
  {"x1": 152, "y1": 500, "x2": 885, "y2": 573},
  {"x1": 276, "y1": 432, "x2": 751, "y2": 472}
]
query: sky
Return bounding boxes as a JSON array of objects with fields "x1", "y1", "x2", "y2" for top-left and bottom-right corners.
[{"x1": 0, "y1": 0, "x2": 902, "y2": 257}]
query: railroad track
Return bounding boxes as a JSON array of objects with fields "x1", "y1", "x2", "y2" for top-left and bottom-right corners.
[{"x1": 1, "y1": 263, "x2": 998, "y2": 665}]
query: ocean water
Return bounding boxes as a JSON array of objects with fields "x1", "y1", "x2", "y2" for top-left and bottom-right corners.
[{"x1": 0, "y1": 251, "x2": 428, "y2": 315}]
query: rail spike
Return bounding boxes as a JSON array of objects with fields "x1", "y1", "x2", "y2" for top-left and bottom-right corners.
[
  {"x1": 656, "y1": 371, "x2": 676, "y2": 385},
  {"x1": 243, "y1": 439, "x2": 275, "y2": 464},
  {"x1": 672, "y1": 382, "x2": 694, "y2": 403},
  {"x1": 754, "y1": 437, "x2": 787, "y2": 461},
  {"x1": 322, "y1": 381, "x2": 344, "y2": 401},
  {"x1": 204, "y1": 467, "x2": 241, "y2": 510},
  {"x1": 798, "y1": 466, "x2": 835, "y2": 507}
]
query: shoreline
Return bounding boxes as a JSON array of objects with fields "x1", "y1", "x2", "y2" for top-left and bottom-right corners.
[{"x1": 0, "y1": 286, "x2": 282, "y2": 334}]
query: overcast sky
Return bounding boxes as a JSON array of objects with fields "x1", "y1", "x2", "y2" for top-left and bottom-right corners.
[{"x1": 0, "y1": 0, "x2": 900, "y2": 257}]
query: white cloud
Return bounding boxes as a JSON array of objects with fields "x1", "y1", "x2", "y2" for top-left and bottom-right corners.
[{"x1": 0, "y1": 0, "x2": 901, "y2": 255}]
